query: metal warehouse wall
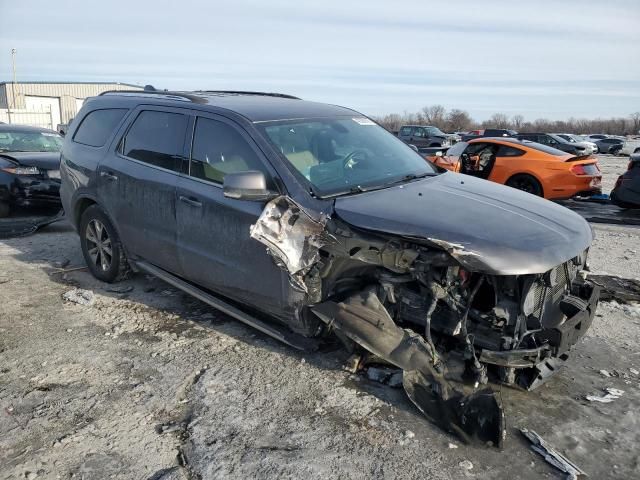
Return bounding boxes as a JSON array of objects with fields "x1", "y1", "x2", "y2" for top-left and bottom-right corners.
[{"x1": 0, "y1": 82, "x2": 142, "y2": 123}]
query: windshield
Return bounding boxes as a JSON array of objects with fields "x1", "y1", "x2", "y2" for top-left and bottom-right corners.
[
  {"x1": 259, "y1": 117, "x2": 437, "y2": 196},
  {"x1": 445, "y1": 141, "x2": 468, "y2": 157},
  {"x1": 0, "y1": 130, "x2": 62, "y2": 152},
  {"x1": 426, "y1": 126, "x2": 445, "y2": 136},
  {"x1": 558, "y1": 134, "x2": 576, "y2": 143}
]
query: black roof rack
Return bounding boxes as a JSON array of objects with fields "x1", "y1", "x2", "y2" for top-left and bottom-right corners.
[
  {"x1": 194, "y1": 90, "x2": 301, "y2": 100},
  {"x1": 99, "y1": 90, "x2": 195, "y2": 102},
  {"x1": 98, "y1": 89, "x2": 301, "y2": 102}
]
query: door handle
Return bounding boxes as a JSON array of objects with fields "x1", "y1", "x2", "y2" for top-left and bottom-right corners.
[
  {"x1": 100, "y1": 171, "x2": 118, "y2": 182},
  {"x1": 179, "y1": 195, "x2": 202, "y2": 208}
]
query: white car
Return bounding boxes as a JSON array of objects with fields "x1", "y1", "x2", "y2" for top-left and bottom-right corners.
[
  {"x1": 618, "y1": 139, "x2": 640, "y2": 156},
  {"x1": 558, "y1": 134, "x2": 598, "y2": 154}
]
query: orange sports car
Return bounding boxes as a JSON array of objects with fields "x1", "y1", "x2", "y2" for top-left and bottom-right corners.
[{"x1": 428, "y1": 137, "x2": 602, "y2": 200}]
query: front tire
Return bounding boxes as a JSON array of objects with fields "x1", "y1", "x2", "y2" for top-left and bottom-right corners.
[
  {"x1": 79, "y1": 205, "x2": 130, "y2": 283},
  {"x1": 506, "y1": 174, "x2": 543, "y2": 197}
]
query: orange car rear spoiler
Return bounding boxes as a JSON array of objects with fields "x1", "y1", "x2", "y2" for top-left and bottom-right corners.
[{"x1": 565, "y1": 155, "x2": 594, "y2": 162}]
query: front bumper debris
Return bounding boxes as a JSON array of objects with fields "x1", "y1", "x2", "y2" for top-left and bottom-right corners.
[
  {"x1": 312, "y1": 288, "x2": 505, "y2": 448},
  {"x1": 480, "y1": 279, "x2": 599, "y2": 390}
]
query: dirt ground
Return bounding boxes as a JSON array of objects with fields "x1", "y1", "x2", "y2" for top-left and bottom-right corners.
[{"x1": 1, "y1": 154, "x2": 639, "y2": 480}]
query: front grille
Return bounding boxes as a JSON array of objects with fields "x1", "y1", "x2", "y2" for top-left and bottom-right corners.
[
  {"x1": 527, "y1": 259, "x2": 582, "y2": 327},
  {"x1": 551, "y1": 264, "x2": 569, "y2": 301}
]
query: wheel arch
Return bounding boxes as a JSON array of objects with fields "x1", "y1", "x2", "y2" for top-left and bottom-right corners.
[
  {"x1": 73, "y1": 195, "x2": 98, "y2": 230},
  {"x1": 505, "y1": 172, "x2": 545, "y2": 197}
]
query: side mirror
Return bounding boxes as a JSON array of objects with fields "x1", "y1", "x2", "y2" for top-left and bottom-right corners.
[
  {"x1": 409, "y1": 144, "x2": 419, "y2": 153},
  {"x1": 435, "y1": 151, "x2": 443, "y2": 157},
  {"x1": 223, "y1": 171, "x2": 278, "y2": 201}
]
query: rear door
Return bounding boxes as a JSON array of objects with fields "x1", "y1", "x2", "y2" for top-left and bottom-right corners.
[
  {"x1": 175, "y1": 113, "x2": 287, "y2": 314},
  {"x1": 97, "y1": 106, "x2": 189, "y2": 275}
]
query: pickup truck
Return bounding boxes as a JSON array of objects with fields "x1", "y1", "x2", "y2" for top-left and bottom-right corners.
[{"x1": 397, "y1": 125, "x2": 458, "y2": 149}]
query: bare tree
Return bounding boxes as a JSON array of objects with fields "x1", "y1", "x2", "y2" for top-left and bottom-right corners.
[
  {"x1": 511, "y1": 114, "x2": 524, "y2": 131},
  {"x1": 446, "y1": 109, "x2": 473, "y2": 132},
  {"x1": 374, "y1": 108, "x2": 638, "y2": 136},
  {"x1": 421, "y1": 105, "x2": 447, "y2": 129}
]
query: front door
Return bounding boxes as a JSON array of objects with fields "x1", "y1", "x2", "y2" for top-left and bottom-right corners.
[
  {"x1": 411, "y1": 127, "x2": 428, "y2": 147},
  {"x1": 97, "y1": 106, "x2": 189, "y2": 276},
  {"x1": 175, "y1": 114, "x2": 287, "y2": 315}
]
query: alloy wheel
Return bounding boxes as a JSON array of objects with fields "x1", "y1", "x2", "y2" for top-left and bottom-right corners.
[{"x1": 85, "y1": 219, "x2": 112, "y2": 272}]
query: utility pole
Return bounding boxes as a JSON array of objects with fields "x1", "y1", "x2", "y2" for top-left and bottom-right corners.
[{"x1": 11, "y1": 49, "x2": 17, "y2": 111}]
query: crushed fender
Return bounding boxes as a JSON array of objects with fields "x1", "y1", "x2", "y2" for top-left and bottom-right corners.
[{"x1": 250, "y1": 196, "x2": 333, "y2": 292}]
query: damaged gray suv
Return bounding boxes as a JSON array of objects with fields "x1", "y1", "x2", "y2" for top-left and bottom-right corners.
[{"x1": 60, "y1": 90, "x2": 599, "y2": 447}]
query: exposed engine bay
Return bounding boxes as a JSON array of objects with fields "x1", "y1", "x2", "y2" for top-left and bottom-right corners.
[{"x1": 250, "y1": 196, "x2": 600, "y2": 447}]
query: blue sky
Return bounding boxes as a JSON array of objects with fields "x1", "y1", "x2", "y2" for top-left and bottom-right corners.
[{"x1": 1, "y1": 0, "x2": 638, "y2": 120}]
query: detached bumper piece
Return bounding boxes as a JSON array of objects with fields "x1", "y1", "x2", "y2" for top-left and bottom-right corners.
[
  {"x1": 480, "y1": 280, "x2": 599, "y2": 390},
  {"x1": 312, "y1": 288, "x2": 505, "y2": 448}
]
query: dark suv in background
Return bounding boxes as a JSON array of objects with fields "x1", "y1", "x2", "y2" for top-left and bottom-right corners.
[
  {"x1": 60, "y1": 90, "x2": 599, "y2": 447},
  {"x1": 396, "y1": 124, "x2": 457, "y2": 148},
  {"x1": 516, "y1": 133, "x2": 589, "y2": 156}
]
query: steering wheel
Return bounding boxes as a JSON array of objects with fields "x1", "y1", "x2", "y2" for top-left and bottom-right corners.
[{"x1": 343, "y1": 149, "x2": 369, "y2": 170}]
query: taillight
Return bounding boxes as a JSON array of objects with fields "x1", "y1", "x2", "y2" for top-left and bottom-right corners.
[
  {"x1": 571, "y1": 163, "x2": 599, "y2": 175},
  {"x1": 571, "y1": 164, "x2": 587, "y2": 175}
]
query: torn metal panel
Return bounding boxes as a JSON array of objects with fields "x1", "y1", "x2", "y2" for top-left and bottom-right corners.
[
  {"x1": 250, "y1": 196, "x2": 333, "y2": 292},
  {"x1": 521, "y1": 428, "x2": 586, "y2": 480},
  {"x1": 312, "y1": 288, "x2": 505, "y2": 448}
]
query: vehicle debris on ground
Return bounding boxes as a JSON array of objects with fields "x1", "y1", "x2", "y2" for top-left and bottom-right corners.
[
  {"x1": 585, "y1": 387, "x2": 625, "y2": 403},
  {"x1": 521, "y1": 428, "x2": 585, "y2": 480}
]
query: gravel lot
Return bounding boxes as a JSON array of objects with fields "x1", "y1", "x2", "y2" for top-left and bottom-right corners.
[{"x1": 1, "y1": 154, "x2": 639, "y2": 480}]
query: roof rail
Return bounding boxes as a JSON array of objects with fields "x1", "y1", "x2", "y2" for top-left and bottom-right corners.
[
  {"x1": 99, "y1": 90, "x2": 194, "y2": 102},
  {"x1": 195, "y1": 90, "x2": 301, "y2": 100}
]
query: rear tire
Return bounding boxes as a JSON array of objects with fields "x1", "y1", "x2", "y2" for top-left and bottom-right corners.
[
  {"x1": 79, "y1": 205, "x2": 130, "y2": 283},
  {"x1": 506, "y1": 174, "x2": 543, "y2": 197},
  {"x1": 0, "y1": 201, "x2": 9, "y2": 218}
]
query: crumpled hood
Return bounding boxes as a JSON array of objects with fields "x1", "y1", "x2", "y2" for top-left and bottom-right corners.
[
  {"x1": 333, "y1": 172, "x2": 592, "y2": 275},
  {"x1": 0, "y1": 152, "x2": 61, "y2": 171}
]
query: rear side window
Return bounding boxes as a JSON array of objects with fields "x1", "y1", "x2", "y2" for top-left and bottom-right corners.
[
  {"x1": 399, "y1": 126, "x2": 412, "y2": 136},
  {"x1": 73, "y1": 108, "x2": 128, "y2": 147},
  {"x1": 496, "y1": 145, "x2": 525, "y2": 157},
  {"x1": 189, "y1": 117, "x2": 268, "y2": 184},
  {"x1": 122, "y1": 110, "x2": 188, "y2": 171}
]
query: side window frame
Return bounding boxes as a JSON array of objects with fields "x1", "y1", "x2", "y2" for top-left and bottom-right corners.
[
  {"x1": 496, "y1": 145, "x2": 525, "y2": 157},
  {"x1": 116, "y1": 104, "x2": 191, "y2": 174},
  {"x1": 399, "y1": 126, "x2": 413, "y2": 137},
  {"x1": 185, "y1": 113, "x2": 281, "y2": 189},
  {"x1": 72, "y1": 108, "x2": 130, "y2": 149},
  {"x1": 413, "y1": 128, "x2": 425, "y2": 138}
]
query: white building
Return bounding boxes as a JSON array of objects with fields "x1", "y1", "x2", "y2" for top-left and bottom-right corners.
[{"x1": 0, "y1": 81, "x2": 143, "y2": 130}]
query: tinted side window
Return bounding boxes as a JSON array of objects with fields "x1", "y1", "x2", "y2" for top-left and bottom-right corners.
[
  {"x1": 122, "y1": 111, "x2": 188, "y2": 171},
  {"x1": 190, "y1": 117, "x2": 269, "y2": 184},
  {"x1": 399, "y1": 126, "x2": 412, "y2": 136},
  {"x1": 73, "y1": 108, "x2": 128, "y2": 147},
  {"x1": 496, "y1": 145, "x2": 525, "y2": 157},
  {"x1": 413, "y1": 128, "x2": 425, "y2": 137}
]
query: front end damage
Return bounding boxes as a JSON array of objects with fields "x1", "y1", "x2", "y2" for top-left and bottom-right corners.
[{"x1": 251, "y1": 196, "x2": 599, "y2": 447}]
